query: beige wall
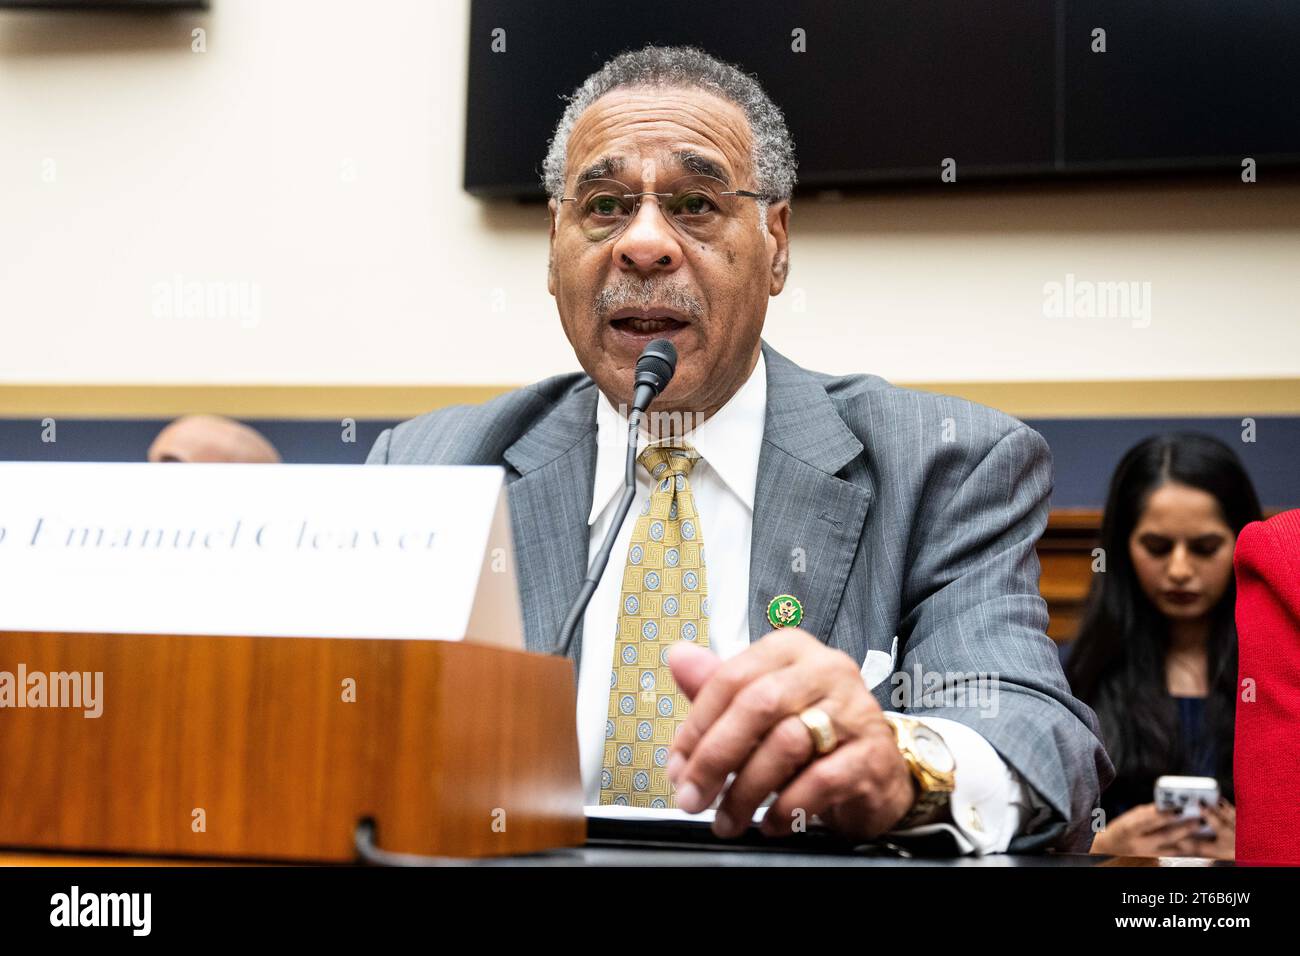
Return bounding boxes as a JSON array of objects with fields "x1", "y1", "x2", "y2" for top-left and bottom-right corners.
[{"x1": 2, "y1": 0, "x2": 1297, "y2": 393}]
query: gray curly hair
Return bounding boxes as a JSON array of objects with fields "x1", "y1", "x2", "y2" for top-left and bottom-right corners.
[{"x1": 541, "y1": 44, "x2": 797, "y2": 226}]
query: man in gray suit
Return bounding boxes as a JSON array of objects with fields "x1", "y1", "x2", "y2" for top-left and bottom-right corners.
[{"x1": 369, "y1": 45, "x2": 1112, "y2": 853}]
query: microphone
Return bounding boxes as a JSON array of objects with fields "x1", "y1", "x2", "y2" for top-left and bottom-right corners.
[
  {"x1": 556, "y1": 339, "x2": 678, "y2": 659},
  {"x1": 631, "y1": 338, "x2": 677, "y2": 415}
]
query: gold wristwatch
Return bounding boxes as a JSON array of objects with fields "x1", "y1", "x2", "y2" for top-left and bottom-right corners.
[{"x1": 882, "y1": 714, "x2": 957, "y2": 829}]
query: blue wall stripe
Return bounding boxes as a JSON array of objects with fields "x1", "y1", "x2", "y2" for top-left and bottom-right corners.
[{"x1": 1, "y1": 416, "x2": 1296, "y2": 510}]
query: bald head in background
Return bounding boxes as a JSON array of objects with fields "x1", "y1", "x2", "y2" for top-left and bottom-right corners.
[{"x1": 147, "y1": 415, "x2": 281, "y2": 464}]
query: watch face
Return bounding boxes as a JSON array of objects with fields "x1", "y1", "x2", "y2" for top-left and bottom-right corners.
[{"x1": 912, "y1": 726, "x2": 956, "y2": 774}]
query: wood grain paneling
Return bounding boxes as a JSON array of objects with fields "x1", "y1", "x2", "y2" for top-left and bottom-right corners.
[
  {"x1": 0, "y1": 633, "x2": 586, "y2": 861},
  {"x1": 1037, "y1": 509, "x2": 1102, "y2": 643}
]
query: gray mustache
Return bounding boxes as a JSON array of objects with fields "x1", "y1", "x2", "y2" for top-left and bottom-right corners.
[{"x1": 594, "y1": 279, "x2": 703, "y2": 322}]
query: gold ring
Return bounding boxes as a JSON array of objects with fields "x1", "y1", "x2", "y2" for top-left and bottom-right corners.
[{"x1": 797, "y1": 707, "x2": 838, "y2": 756}]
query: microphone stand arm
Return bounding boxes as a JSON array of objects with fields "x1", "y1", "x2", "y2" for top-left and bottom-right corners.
[{"x1": 556, "y1": 408, "x2": 642, "y2": 661}]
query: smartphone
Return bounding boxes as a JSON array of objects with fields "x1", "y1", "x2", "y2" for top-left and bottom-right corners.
[{"x1": 1154, "y1": 775, "x2": 1219, "y2": 840}]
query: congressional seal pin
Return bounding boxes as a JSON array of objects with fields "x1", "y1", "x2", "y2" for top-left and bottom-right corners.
[{"x1": 766, "y1": 594, "x2": 803, "y2": 629}]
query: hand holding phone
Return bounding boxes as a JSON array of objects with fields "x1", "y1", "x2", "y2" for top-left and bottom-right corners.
[{"x1": 1155, "y1": 775, "x2": 1219, "y2": 840}]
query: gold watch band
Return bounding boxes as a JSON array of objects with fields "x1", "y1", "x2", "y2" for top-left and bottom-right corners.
[{"x1": 884, "y1": 714, "x2": 957, "y2": 829}]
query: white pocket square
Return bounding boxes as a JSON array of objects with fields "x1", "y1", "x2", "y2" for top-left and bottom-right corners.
[{"x1": 861, "y1": 636, "x2": 899, "y2": 690}]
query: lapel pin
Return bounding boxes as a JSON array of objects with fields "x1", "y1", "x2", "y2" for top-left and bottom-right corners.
[{"x1": 766, "y1": 594, "x2": 804, "y2": 629}]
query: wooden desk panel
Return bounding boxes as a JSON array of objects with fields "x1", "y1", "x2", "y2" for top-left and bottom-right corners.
[
  {"x1": 1037, "y1": 509, "x2": 1102, "y2": 643},
  {"x1": 0, "y1": 634, "x2": 585, "y2": 861}
]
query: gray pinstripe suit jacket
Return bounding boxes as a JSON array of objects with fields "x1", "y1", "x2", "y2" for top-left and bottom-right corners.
[{"x1": 367, "y1": 341, "x2": 1113, "y2": 851}]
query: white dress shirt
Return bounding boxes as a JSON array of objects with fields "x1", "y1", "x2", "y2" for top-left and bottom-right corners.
[{"x1": 576, "y1": 352, "x2": 1043, "y2": 854}]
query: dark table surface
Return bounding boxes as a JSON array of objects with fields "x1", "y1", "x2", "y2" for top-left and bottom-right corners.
[
  {"x1": 344, "y1": 817, "x2": 1231, "y2": 867},
  {"x1": 0, "y1": 818, "x2": 1233, "y2": 867}
]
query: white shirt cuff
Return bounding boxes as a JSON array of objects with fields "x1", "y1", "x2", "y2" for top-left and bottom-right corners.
[{"x1": 882, "y1": 712, "x2": 1043, "y2": 855}]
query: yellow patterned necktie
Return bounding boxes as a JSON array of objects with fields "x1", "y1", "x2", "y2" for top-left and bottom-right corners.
[{"x1": 600, "y1": 442, "x2": 710, "y2": 807}]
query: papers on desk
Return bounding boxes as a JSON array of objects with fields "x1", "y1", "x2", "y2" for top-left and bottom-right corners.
[{"x1": 584, "y1": 804, "x2": 769, "y2": 825}]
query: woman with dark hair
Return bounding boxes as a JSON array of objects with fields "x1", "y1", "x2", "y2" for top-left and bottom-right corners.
[{"x1": 1065, "y1": 433, "x2": 1262, "y2": 860}]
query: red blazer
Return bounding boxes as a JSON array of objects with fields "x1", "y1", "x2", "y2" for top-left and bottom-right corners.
[{"x1": 1235, "y1": 509, "x2": 1300, "y2": 866}]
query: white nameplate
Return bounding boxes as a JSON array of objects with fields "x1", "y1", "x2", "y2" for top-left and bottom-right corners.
[{"x1": 0, "y1": 463, "x2": 524, "y2": 647}]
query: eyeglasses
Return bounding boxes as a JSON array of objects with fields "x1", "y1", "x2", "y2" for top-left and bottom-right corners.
[{"x1": 559, "y1": 174, "x2": 770, "y2": 242}]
